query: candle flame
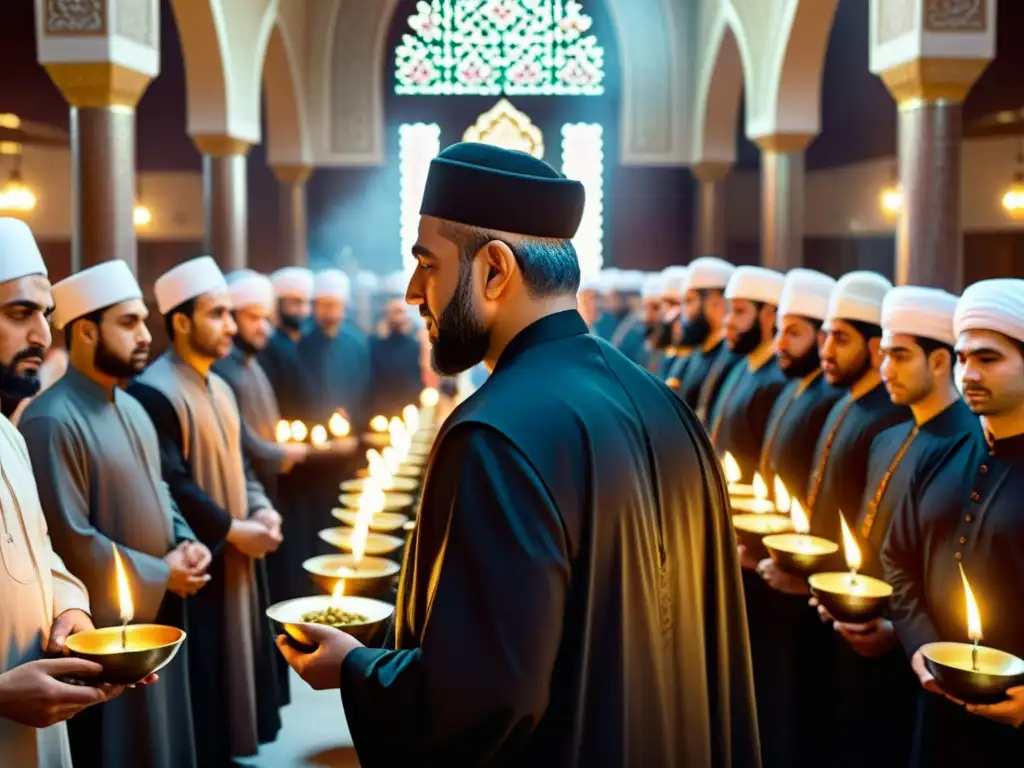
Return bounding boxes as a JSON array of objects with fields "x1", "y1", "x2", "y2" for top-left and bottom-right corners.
[
  {"x1": 722, "y1": 452, "x2": 742, "y2": 485},
  {"x1": 370, "y1": 415, "x2": 389, "y2": 433},
  {"x1": 112, "y1": 543, "x2": 134, "y2": 623},
  {"x1": 311, "y1": 425, "x2": 328, "y2": 447},
  {"x1": 290, "y1": 420, "x2": 308, "y2": 442},
  {"x1": 752, "y1": 473, "x2": 769, "y2": 503},
  {"x1": 839, "y1": 511, "x2": 861, "y2": 573},
  {"x1": 774, "y1": 476, "x2": 791, "y2": 514},
  {"x1": 790, "y1": 499, "x2": 810, "y2": 534},
  {"x1": 959, "y1": 562, "x2": 983, "y2": 643},
  {"x1": 366, "y1": 448, "x2": 395, "y2": 490},
  {"x1": 329, "y1": 412, "x2": 350, "y2": 437},
  {"x1": 275, "y1": 420, "x2": 291, "y2": 444},
  {"x1": 331, "y1": 579, "x2": 346, "y2": 607},
  {"x1": 402, "y1": 404, "x2": 420, "y2": 434},
  {"x1": 352, "y1": 484, "x2": 385, "y2": 565},
  {"x1": 420, "y1": 388, "x2": 440, "y2": 408}
]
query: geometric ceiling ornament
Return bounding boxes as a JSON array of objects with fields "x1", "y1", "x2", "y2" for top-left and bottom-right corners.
[
  {"x1": 396, "y1": 0, "x2": 605, "y2": 96},
  {"x1": 462, "y1": 97, "x2": 545, "y2": 158}
]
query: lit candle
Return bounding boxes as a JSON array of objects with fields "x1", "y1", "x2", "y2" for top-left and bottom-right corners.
[
  {"x1": 731, "y1": 475, "x2": 793, "y2": 550},
  {"x1": 275, "y1": 420, "x2": 292, "y2": 444},
  {"x1": 731, "y1": 473, "x2": 777, "y2": 514},
  {"x1": 402, "y1": 404, "x2": 420, "y2": 434},
  {"x1": 381, "y1": 446, "x2": 401, "y2": 475},
  {"x1": 365, "y1": 449, "x2": 395, "y2": 490},
  {"x1": 762, "y1": 499, "x2": 839, "y2": 577},
  {"x1": 960, "y1": 562, "x2": 983, "y2": 672},
  {"x1": 774, "y1": 476, "x2": 792, "y2": 514},
  {"x1": 290, "y1": 420, "x2": 308, "y2": 442},
  {"x1": 310, "y1": 425, "x2": 329, "y2": 448},
  {"x1": 370, "y1": 415, "x2": 389, "y2": 433},
  {"x1": 723, "y1": 452, "x2": 742, "y2": 486},
  {"x1": 351, "y1": 484, "x2": 386, "y2": 568},
  {"x1": 112, "y1": 543, "x2": 134, "y2": 650},
  {"x1": 420, "y1": 388, "x2": 440, "y2": 408},
  {"x1": 807, "y1": 512, "x2": 893, "y2": 623},
  {"x1": 329, "y1": 412, "x2": 351, "y2": 438}
]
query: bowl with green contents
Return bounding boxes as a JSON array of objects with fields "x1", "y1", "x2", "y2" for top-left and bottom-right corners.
[{"x1": 266, "y1": 595, "x2": 394, "y2": 650}]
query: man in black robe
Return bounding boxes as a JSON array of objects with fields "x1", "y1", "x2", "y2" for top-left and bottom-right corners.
[
  {"x1": 756, "y1": 270, "x2": 909, "y2": 768},
  {"x1": 815, "y1": 286, "x2": 975, "y2": 768},
  {"x1": 368, "y1": 296, "x2": 423, "y2": 417},
  {"x1": 882, "y1": 278, "x2": 1024, "y2": 767},
  {"x1": 260, "y1": 267, "x2": 315, "y2": 423},
  {"x1": 592, "y1": 269, "x2": 626, "y2": 340},
  {"x1": 657, "y1": 266, "x2": 691, "y2": 382},
  {"x1": 608, "y1": 270, "x2": 649, "y2": 365},
  {"x1": 673, "y1": 257, "x2": 739, "y2": 417},
  {"x1": 278, "y1": 142, "x2": 761, "y2": 767}
]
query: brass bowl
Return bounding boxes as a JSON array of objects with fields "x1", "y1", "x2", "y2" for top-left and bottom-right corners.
[
  {"x1": 338, "y1": 492, "x2": 415, "y2": 512},
  {"x1": 303, "y1": 554, "x2": 400, "y2": 597},
  {"x1": 65, "y1": 624, "x2": 186, "y2": 685},
  {"x1": 267, "y1": 595, "x2": 394, "y2": 651},
  {"x1": 332, "y1": 508, "x2": 410, "y2": 533},
  {"x1": 341, "y1": 476, "x2": 419, "y2": 493},
  {"x1": 732, "y1": 514, "x2": 793, "y2": 561},
  {"x1": 356, "y1": 463, "x2": 422, "y2": 480},
  {"x1": 921, "y1": 641, "x2": 1024, "y2": 704},
  {"x1": 763, "y1": 533, "x2": 839, "y2": 578},
  {"x1": 361, "y1": 432, "x2": 391, "y2": 449},
  {"x1": 407, "y1": 443, "x2": 431, "y2": 458},
  {"x1": 808, "y1": 571, "x2": 893, "y2": 624},
  {"x1": 730, "y1": 497, "x2": 778, "y2": 515},
  {"x1": 401, "y1": 453, "x2": 428, "y2": 468},
  {"x1": 318, "y1": 527, "x2": 404, "y2": 556}
]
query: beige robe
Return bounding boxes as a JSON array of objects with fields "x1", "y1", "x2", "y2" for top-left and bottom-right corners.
[{"x1": 0, "y1": 414, "x2": 90, "y2": 767}]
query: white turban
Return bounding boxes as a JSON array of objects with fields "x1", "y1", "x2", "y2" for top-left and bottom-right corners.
[
  {"x1": 660, "y1": 266, "x2": 689, "y2": 301},
  {"x1": 354, "y1": 271, "x2": 379, "y2": 294},
  {"x1": 642, "y1": 273, "x2": 665, "y2": 300},
  {"x1": 383, "y1": 270, "x2": 413, "y2": 297},
  {"x1": 226, "y1": 270, "x2": 274, "y2": 313},
  {"x1": 270, "y1": 267, "x2": 314, "y2": 300},
  {"x1": 51, "y1": 260, "x2": 141, "y2": 331},
  {"x1": 779, "y1": 268, "x2": 836, "y2": 322},
  {"x1": 314, "y1": 269, "x2": 351, "y2": 303},
  {"x1": 724, "y1": 266, "x2": 785, "y2": 306},
  {"x1": 155, "y1": 256, "x2": 228, "y2": 315},
  {"x1": 0, "y1": 218, "x2": 47, "y2": 283},
  {"x1": 685, "y1": 257, "x2": 735, "y2": 292},
  {"x1": 617, "y1": 270, "x2": 646, "y2": 294},
  {"x1": 954, "y1": 278, "x2": 1024, "y2": 344},
  {"x1": 598, "y1": 268, "x2": 620, "y2": 294},
  {"x1": 578, "y1": 273, "x2": 604, "y2": 293},
  {"x1": 826, "y1": 271, "x2": 892, "y2": 326},
  {"x1": 882, "y1": 286, "x2": 958, "y2": 347}
]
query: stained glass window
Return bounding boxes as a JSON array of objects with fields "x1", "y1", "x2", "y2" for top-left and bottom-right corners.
[
  {"x1": 561, "y1": 123, "x2": 604, "y2": 276},
  {"x1": 395, "y1": 0, "x2": 605, "y2": 96},
  {"x1": 399, "y1": 123, "x2": 442, "y2": 271}
]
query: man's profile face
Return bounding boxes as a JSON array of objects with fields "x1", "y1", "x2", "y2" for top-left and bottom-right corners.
[
  {"x1": 277, "y1": 296, "x2": 310, "y2": 331},
  {"x1": 775, "y1": 315, "x2": 819, "y2": 372},
  {"x1": 314, "y1": 297, "x2": 345, "y2": 333},
  {"x1": 93, "y1": 298, "x2": 151, "y2": 377},
  {"x1": 0, "y1": 274, "x2": 52, "y2": 398},
  {"x1": 956, "y1": 329, "x2": 1024, "y2": 416},
  {"x1": 880, "y1": 332, "x2": 933, "y2": 406},
  {"x1": 724, "y1": 298, "x2": 758, "y2": 349},
  {"x1": 235, "y1": 305, "x2": 272, "y2": 351},
  {"x1": 183, "y1": 292, "x2": 236, "y2": 360},
  {"x1": 406, "y1": 216, "x2": 490, "y2": 375},
  {"x1": 820, "y1": 318, "x2": 871, "y2": 387}
]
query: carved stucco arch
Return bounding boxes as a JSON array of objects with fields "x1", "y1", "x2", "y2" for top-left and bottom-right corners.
[
  {"x1": 263, "y1": 20, "x2": 312, "y2": 165},
  {"x1": 692, "y1": 10, "x2": 748, "y2": 165}
]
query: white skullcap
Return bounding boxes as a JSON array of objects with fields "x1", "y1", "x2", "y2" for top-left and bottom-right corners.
[
  {"x1": 313, "y1": 269, "x2": 351, "y2": 303},
  {"x1": 226, "y1": 270, "x2": 274, "y2": 312},
  {"x1": 50, "y1": 260, "x2": 141, "y2": 331},
  {"x1": 354, "y1": 271, "x2": 379, "y2": 294},
  {"x1": 155, "y1": 256, "x2": 228, "y2": 315},
  {"x1": 599, "y1": 268, "x2": 620, "y2": 294},
  {"x1": 383, "y1": 270, "x2": 413, "y2": 297},
  {"x1": 954, "y1": 278, "x2": 1024, "y2": 344},
  {"x1": 724, "y1": 266, "x2": 785, "y2": 306},
  {"x1": 642, "y1": 273, "x2": 665, "y2": 299},
  {"x1": 882, "y1": 286, "x2": 958, "y2": 347},
  {"x1": 685, "y1": 257, "x2": 735, "y2": 292},
  {"x1": 617, "y1": 270, "x2": 647, "y2": 294},
  {"x1": 578, "y1": 273, "x2": 604, "y2": 293},
  {"x1": 270, "y1": 266, "x2": 314, "y2": 300},
  {"x1": 0, "y1": 218, "x2": 47, "y2": 283},
  {"x1": 661, "y1": 266, "x2": 689, "y2": 301},
  {"x1": 826, "y1": 271, "x2": 892, "y2": 326},
  {"x1": 779, "y1": 268, "x2": 837, "y2": 321}
]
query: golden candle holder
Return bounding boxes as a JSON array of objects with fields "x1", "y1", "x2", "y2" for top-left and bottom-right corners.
[
  {"x1": 763, "y1": 533, "x2": 838, "y2": 577},
  {"x1": 64, "y1": 625, "x2": 186, "y2": 685},
  {"x1": 920, "y1": 642, "x2": 1024, "y2": 704},
  {"x1": 267, "y1": 594, "x2": 394, "y2": 651},
  {"x1": 302, "y1": 554, "x2": 400, "y2": 598},
  {"x1": 333, "y1": 507, "x2": 410, "y2": 533},
  {"x1": 341, "y1": 476, "x2": 419, "y2": 494},
  {"x1": 732, "y1": 514, "x2": 794, "y2": 561},
  {"x1": 361, "y1": 432, "x2": 392, "y2": 450},
  {"x1": 356, "y1": 463, "x2": 422, "y2": 480},
  {"x1": 338, "y1": 492, "x2": 415, "y2": 512},
  {"x1": 318, "y1": 527, "x2": 404, "y2": 557},
  {"x1": 730, "y1": 496, "x2": 778, "y2": 515},
  {"x1": 808, "y1": 572, "x2": 892, "y2": 623}
]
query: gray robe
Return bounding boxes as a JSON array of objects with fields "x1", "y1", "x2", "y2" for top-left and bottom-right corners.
[
  {"x1": 130, "y1": 351, "x2": 280, "y2": 760},
  {"x1": 19, "y1": 366, "x2": 198, "y2": 768}
]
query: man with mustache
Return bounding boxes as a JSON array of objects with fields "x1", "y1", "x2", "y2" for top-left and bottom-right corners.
[
  {"x1": 258, "y1": 266, "x2": 315, "y2": 424},
  {"x1": 277, "y1": 142, "x2": 759, "y2": 767},
  {"x1": 882, "y1": 278, "x2": 1024, "y2": 767},
  {"x1": 129, "y1": 257, "x2": 284, "y2": 764},
  {"x1": 756, "y1": 270, "x2": 910, "y2": 768},
  {"x1": 659, "y1": 265, "x2": 691, "y2": 382},
  {"x1": 637, "y1": 271, "x2": 666, "y2": 372},
  {"x1": 20, "y1": 260, "x2": 210, "y2": 768},
  {"x1": 0, "y1": 218, "x2": 126, "y2": 767}
]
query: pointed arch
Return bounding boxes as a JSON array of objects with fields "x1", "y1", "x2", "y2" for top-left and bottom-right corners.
[
  {"x1": 693, "y1": 13, "x2": 746, "y2": 164},
  {"x1": 263, "y1": 21, "x2": 312, "y2": 165}
]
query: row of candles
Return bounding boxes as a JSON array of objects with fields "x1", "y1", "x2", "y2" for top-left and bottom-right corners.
[{"x1": 722, "y1": 451, "x2": 1022, "y2": 701}]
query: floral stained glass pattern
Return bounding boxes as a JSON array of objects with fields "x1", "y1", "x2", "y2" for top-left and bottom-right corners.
[{"x1": 395, "y1": 0, "x2": 605, "y2": 96}]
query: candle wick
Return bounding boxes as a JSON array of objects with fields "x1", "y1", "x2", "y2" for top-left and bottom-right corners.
[
  {"x1": 121, "y1": 620, "x2": 128, "y2": 651},
  {"x1": 972, "y1": 639, "x2": 980, "y2": 672}
]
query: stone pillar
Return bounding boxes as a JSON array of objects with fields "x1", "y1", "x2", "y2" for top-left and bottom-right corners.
[
  {"x1": 36, "y1": 0, "x2": 159, "y2": 275},
  {"x1": 691, "y1": 162, "x2": 730, "y2": 257},
  {"x1": 871, "y1": 0, "x2": 995, "y2": 292},
  {"x1": 194, "y1": 136, "x2": 251, "y2": 273},
  {"x1": 753, "y1": 134, "x2": 811, "y2": 273},
  {"x1": 272, "y1": 165, "x2": 313, "y2": 267}
]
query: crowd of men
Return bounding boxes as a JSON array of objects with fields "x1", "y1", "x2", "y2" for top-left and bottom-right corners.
[
  {"x1": 0, "y1": 216, "x2": 426, "y2": 768},
  {"x1": 582, "y1": 259, "x2": 1024, "y2": 767}
]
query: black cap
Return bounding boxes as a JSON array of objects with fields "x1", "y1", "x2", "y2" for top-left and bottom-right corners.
[{"x1": 419, "y1": 142, "x2": 586, "y2": 239}]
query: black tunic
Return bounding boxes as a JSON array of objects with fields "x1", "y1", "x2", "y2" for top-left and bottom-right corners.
[
  {"x1": 339, "y1": 311, "x2": 760, "y2": 767},
  {"x1": 828, "y1": 399, "x2": 979, "y2": 768},
  {"x1": 257, "y1": 330, "x2": 312, "y2": 422},
  {"x1": 368, "y1": 331, "x2": 423, "y2": 418},
  {"x1": 882, "y1": 428, "x2": 1024, "y2": 767},
  {"x1": 694, "y1": 344, "x2": 742, "y2": 425},
  {"x1": 759, "y1": 371, "x2": 844, "y2": 498},
  {"x1": 674, "y1": 338, "x2": 727, "y2": 411}
]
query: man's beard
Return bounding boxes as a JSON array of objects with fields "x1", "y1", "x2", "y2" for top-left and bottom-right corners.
[
  {"x1": 780, "y1": 346, "x2": 821, "y2": 379},
  {"x1": 0, "y1": 345, "x2": 45, "y2": 399},
  {"x1": 279, "y1": 312, "x2": 304, "y2": 332},
  {"x1": 426, "y1": 263, "x2": 489, "y2": 376},
  {"x1": 730, "y1": 323, "x2": 763, "y2": 357},
  {"x1": 233, "y1": 334, "x2": 262, "y2": 357},
  {"x1": 95, "y1": 337, "x2": 149, "y2": 379},
  {"x1": 681, "y1": 312, "x2": 711, "y2": 347},
  {"x1": 651, "y1": 322, "x2": 674, "y2": 350},
  {"x1": 189, "y1": 328, "x2": 224, "y2": 360},
  {"x1": 830, "y1": 349, "x2": 872, "y2": 389}
]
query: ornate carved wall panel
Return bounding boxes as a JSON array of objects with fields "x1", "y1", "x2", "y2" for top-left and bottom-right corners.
[
  {"x1": 46, "y1": 0, "x2": 105, "y2": 35},
  {"x1": 924, "y1": 0, "x2": 987, "y2": 32}
]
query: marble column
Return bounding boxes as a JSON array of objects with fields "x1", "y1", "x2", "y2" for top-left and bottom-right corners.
[
  {"x1": 194, "y1": 136, "x2": 251, "y2": 273},
  {"x1": 272, "y1": 165, "x2": 313, "y2": 267},
  {"x1": 691, "y1": 162, "x2": 730, "y2": 257},
  {"x1": 43, "y1": 63, "x2": 152, "y2": 274},
  {"x1": 754, "y1": 134, "x2": 811, "y2": 273},
  {"x1": 879, "y1": 61, "x2": 989, "y2": 292}
]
